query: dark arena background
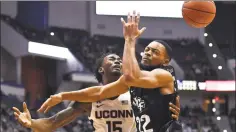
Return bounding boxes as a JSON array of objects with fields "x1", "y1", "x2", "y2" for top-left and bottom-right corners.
[{"x1": 1, "y1": 1, "x2": 235, "y2": 132}]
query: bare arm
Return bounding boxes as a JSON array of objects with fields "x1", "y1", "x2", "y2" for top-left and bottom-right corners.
[
  {"x1": 32, "y1": 102, "x2": 91, "y2": 132},
  {"x1": 125, "y1": 69, "x2": 174, "y2": 88},
  {"x1": 61, "y1": 76, "x2": 129, "y2": 102},
  {"x1": 121, "y1": 11, "x2": 147, "y2": 83},
  {"x1": 38, "y1": 77, "x2": 129, "y2": 113},
  {"x1": 123, "y1": 39, "x2": 140, "y2": 79}
]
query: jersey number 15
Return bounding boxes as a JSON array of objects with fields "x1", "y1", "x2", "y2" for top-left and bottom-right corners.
[{"x1": 106, "y1": 121, "x2": 122, "y2": 132}]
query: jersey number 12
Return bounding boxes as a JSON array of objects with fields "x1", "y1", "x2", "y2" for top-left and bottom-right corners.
[
  {"x1": 106, "y1": 121, "x2": 122, "y2": 132},
  {"x1": 136, "y1": 114, "x2": 153, "y2": 132}
]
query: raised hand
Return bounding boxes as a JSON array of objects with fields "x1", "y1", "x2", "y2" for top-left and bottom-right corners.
[
  {"x1": 12, "y1": 102, "x2": 32, "y2": 128},
  {"x1": 38, "y1": 93, "x2": 62, "y2": 113},
  {"x1": 121, "y1": 10, "x2": 146, "y2": 40}
]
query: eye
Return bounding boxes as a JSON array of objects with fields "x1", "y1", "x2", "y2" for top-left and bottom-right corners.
[
  {"x1": 109, "y1": 57, "x2": 115, "y2": 61},
  {"x1": 144, "y1": 48, "x2": 149, "y2": 52},
  {"x1": 152, "y1": 49, "x2": 159, "y2": 55}
]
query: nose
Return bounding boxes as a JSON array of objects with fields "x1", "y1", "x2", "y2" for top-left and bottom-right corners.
[
  {"x1": 144, "y1": 52, "x2": 151, "y2": 57},
  {"x1": 114, "y1": 59, "x2": 120, "y2": 65}
]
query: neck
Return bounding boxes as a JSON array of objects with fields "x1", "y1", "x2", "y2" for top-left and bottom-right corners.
[
  {"x1": 140, "y1": 63, "x2": 162, "y2": 71},
  {"x1": 102, "y1": 74, "x2": 120, "y2": 85},
  {"x1": 102, "y1": 74, "x2": 121, "y2": 100}
]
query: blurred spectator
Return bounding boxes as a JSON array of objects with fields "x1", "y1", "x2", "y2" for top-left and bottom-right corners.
[
  {"x1": 229, "y1": 108, "x2": 236, "y2": 132},
  {"x1": 179, "y1": 105, "x2": 221, "y2": 132}
]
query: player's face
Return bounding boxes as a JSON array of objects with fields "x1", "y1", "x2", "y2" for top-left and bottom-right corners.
[
  {"x1": 103, "y1": 54, "x2": 122, "y2": 75},
  {"x1": 141, "y1": 41, "x2": 166, "y2": 66}
]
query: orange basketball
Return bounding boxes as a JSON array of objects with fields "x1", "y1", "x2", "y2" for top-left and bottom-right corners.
[{"x1": 182, "y1": 1, "x2": 216, "y2": 28}]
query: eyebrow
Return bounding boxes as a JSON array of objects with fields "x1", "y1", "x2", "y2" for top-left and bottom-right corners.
[
  {"x1": 147, "y1": 47, "x2": 160, "y2": 53},
  {"x1": 108, "y1": 56, "x2": 121, "y2": 60}
]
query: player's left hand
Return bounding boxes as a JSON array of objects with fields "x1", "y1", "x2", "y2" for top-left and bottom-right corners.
[
  {"x1": 121, "y1": 10, "x2": 146, "y2": 41},
  {"x1": 37, "y1": 93, "x2": 62, "y2": 113},
  {"x1": 169, "y1": 96, "x2": 180, "y2": 120},
  {"x1": 12, "y1": 102, "x2": 32, "y2": 128}
]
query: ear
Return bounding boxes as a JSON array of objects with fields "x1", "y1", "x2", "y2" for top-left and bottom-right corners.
[
  {"x1": 164, "y1": 59, "x2": 169, "y2": 64},
  {"x1": 98, "y1": 67, "x2": 104, "y2": 74}
]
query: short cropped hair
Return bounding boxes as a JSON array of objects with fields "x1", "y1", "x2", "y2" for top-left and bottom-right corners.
[
  {"x1": 154, "y1": 40, "x2": 172, "y2": 61},
  {"x1": 94, "y1": 52, "x2": 115, "y2": 83}
]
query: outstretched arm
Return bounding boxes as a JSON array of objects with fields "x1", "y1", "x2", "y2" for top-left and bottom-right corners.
[
  {"x1": 121, "y1": 11, "x2": 145, "y2": 79},
  {"x1": 126, "y1": 69, "x2": 174, "y2": 88},
  {"x1": 123, "y1": 38, "x2": 140, "y2": 79},
  {"x1": 61, "y1": 77, "x2": 128, "y2": 102},
  {"x1": 45, "y1": 102, "x2": 91, "y2": 131},
  {"x1": 38, "y1": 76, "x2": 129, "y2": 113},
  {"x1": 13, "y1": 102, "x2": 91, "y2": 132}
]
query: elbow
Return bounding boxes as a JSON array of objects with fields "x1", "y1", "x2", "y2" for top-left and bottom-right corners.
[
  {"x1": 87, "y1": 87, "x2": 104, "y2": 102},
  {"x1": 97, "y1": 89, "x2": 106, "y2": 101},
  {"x1": 90, "y1": 92, "x2": 103, "y2": 102},
  {"x1": 97, "y1": 94, "x2": 103, "y2": 102},
  {"x1": 123, "y1": 69, "x2": 140, "y2": 80},
  {"x1": 123, "y1": 73, "x2": 136, "y2": 84}
]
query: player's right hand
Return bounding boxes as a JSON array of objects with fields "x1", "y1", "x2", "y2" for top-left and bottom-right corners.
[
  {"x1": 121, "y1": 10, "x2": 146, "y2": 41},
  {"x1": 12, "y1": 102, "x2": 32, "y2": 128},
  {"x1": 38, "y1": 93, "x2": 62, "y2": 113}
]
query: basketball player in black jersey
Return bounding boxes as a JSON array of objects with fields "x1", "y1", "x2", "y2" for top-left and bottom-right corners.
[
  {"x1": 120, "y1": 11, "x2": 182, "y2": 131},
  {"x1": 13, "y1": 53, "x2": 180, "y2": 132}
]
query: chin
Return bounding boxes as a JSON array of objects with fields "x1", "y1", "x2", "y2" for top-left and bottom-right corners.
[
  {"x1": 111, "y1": 70, "x2": 122, "y2": 76},
  {"x1": 141, "y1": 61, "x2": 150, "y2": 66}
]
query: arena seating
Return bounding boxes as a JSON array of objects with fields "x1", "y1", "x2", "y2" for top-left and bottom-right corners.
[
  {"x1": 180, "y1": 105, "x2": 221, "y2": 132},
  {"x1": 1, "y1": 14, "x2": 47, "y2": 44},
  {"x1": 1, "y1": 15, "x2": 218, "y2": 81}
]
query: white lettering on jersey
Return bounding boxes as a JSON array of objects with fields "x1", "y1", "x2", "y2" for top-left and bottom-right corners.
[
  {"x1": 132, "y1": 97, "x2": 146, "y2": 112},
  {"x1": 136, "y1": 114, "x2": 153, "y2": 132},
  {"x1": 95, "y1": 110, "x2": 133, "y2": 118},
  {"x1": 89, "y1": 91, "x2": 135, "y2": 132}
]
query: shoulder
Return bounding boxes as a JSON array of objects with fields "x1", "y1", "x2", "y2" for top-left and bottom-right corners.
[
  {"x1": 152, "y1": 68, "x2": 173, "y2": 78},
  {"x1": 151, "y1": 68, "x2": 174, "y2": 84}
]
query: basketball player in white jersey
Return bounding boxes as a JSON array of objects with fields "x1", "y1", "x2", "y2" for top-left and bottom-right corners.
[
  {"x1": 89, "y1": 90, "x2": 135, "y2": 132},
  {"x1": 13, "y1": 53, "x2": 180, "y2": 132}
]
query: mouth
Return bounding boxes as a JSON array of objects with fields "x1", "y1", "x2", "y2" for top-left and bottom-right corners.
[
  {"x1": 142, "y1": 57, "x2": 150, "y2": 61},
  {"x1": 112, "y1": 65, "x2": 121, "y2": 70}
]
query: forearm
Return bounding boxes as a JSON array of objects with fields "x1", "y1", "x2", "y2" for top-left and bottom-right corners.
[
  {"x1": 61, "y1": 78, "x2": 128, "y2": 102},
  {"x1": 123, "y1": 39, "x2": 141, "y2": 79},
  {"x1": 48, "y1": 108, "x2": 78, "y2": 130},
  {"x1": 30, "y1": 118, "x2": 53, "y2": 132},
  {"x1": 61, "y1": 86, "x2": 102, "y2": 102},
  {"x1": 32, "y1": 106, "x2": 85, "y2": 131}
]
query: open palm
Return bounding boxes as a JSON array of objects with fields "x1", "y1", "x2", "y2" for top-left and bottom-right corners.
[
  {"x1": 38, "y1": 93, "x2": 62, "y2": 113},
  {"x1": 12, "y1": 102, "x2": 32, "y2": 128},
  {"x1": 121, "y1": 10, "x2": 146, "y2": 40}
]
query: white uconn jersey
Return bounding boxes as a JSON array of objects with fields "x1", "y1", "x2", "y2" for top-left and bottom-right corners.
[{"x1": 89, "y1": 92, "x2": 136, "y2": 132}]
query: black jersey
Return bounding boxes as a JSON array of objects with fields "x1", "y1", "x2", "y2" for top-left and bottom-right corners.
[{"x1": 129, "y1": 64, "x2": 179, "y2": 132}]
